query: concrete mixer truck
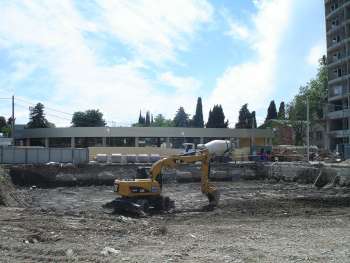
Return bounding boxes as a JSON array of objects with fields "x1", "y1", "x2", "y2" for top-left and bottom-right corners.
[{"x1": 188, "y1": 140, "x2": 234, "y2": 162}]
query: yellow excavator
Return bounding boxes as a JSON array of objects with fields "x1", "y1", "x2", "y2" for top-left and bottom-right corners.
[{"x1": 106, "y1": 149, "x2": 220, "y2": 216}]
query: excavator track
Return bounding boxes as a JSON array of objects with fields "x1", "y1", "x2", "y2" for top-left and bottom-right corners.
[{"x1": 103, "y1": 195, "x2": 175, "y2": 217}]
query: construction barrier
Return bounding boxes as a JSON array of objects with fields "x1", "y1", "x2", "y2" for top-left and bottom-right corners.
[{"x1": 0, "y1": 147, "x2": 88, "y2": 164}]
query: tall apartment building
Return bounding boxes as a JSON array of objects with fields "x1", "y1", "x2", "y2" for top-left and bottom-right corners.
[{"x1": 325, "y1": 0, "x2": 350, "y2": 150}]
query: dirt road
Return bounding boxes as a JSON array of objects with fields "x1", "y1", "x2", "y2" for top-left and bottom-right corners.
[{"x1": 0, "y1": 181, "x2": 350, "y2": 262}]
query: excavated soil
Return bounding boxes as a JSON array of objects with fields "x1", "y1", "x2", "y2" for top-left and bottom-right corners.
[{"x1": 0, "y1": 181, "x2": 350, "y2": 262}]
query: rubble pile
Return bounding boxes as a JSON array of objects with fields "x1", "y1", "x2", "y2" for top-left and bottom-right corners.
[{"x1": 0, "y1": 166, "x2": 28, "y2": 207}]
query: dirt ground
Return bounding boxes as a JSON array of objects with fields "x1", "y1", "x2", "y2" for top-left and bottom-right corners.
[{"x1": 0, "y1": 181, "x2": 350, "y2": 262}]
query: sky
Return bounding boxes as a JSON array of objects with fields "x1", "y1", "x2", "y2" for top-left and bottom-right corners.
[{"x1": 0, "y1": 0, "x2": 326, "y2": 127}]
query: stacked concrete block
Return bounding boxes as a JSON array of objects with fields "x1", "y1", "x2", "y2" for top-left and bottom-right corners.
[
  {"x1": 96, "y1": 154, "x2": 108, "y2": 163},
  {"x1": 150, "y1": 154, "x2": 161, "y2": 163},
  {"x1": 126, "y1": 154, "x2": 137, "y2": 163},
  {"x1": 111, "y1": 154, "x2": 123, "y2": 164},
  {"x1": 137, "y1": 154, "x2": 149, "y2": 163}
]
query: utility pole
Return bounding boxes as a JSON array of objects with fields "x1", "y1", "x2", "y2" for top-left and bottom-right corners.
[
  {"x1": 11, "y1": 95, "x2": 15, "y2": 144},
  {"x1": 306, "y1": 97, "x2": 310, "y2": 162}
]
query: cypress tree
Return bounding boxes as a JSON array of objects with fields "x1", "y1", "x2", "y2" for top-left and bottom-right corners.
[
  {"x1": 265, "y1": 100, "x2": 278, "y2": 122},
  {"x1": 278, "y1": 102, "x2": 286, "y2": 119},
  {"x1": 192, "y1": 97, "x2": 204, "y2": 128},
  {"x1": 145, "y1": 111, "x2": 151, "y2": 126},
  {"x1": 206, "y1": 105, "x2": 228, "y2": 128}
]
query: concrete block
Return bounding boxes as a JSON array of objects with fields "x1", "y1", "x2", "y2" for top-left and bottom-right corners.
[
  {"x1": 96, "y1": 154, "x2": 108, "y2": 163},
  {"x1": 111, "y1": 154, "x2": 122, "y2": 163},
  {"x1": 150, "y1": 154, "x2": 161, "y2": 163},
  {"x1": 126, "y1": 154, "x2": 137, "y2": 163},
  {"x1": 137, "y1": 154, "x2": 149, "y2": 163}
]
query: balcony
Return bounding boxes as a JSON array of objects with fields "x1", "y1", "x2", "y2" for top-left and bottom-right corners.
[
  {"x1": 328, "y1": 129, "x2": 350, "y2": 138},
  {"x1": 328, "y1": 74, "x2": 350, "y2": 85},
  {"x1": 327, "y1": 36, "x2": 350, "y2": 52},
  {"x1": 326, "y1": 1, "x2": 350, "y2": 19},
  {"x1": 327, "y1": 108, "x2": 350, "y2": 119},
  {"x1": 327, "y1": 56, "x2": 348, "y2": 67}
]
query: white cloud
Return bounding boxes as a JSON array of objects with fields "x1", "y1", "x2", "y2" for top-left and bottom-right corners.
[
  {"x1": 222, "y1": 9, "x2": 250, "y2": 41},
  {"x1": 209, "y1": 0, "x2": 293, "y2": 126},
  {"x1": 159, "y1": 72, "x2": 201, "y2": 93},
  {"x1": 97, "y1": 0, "x2": 213, "y2": 64},
  {"x1": 307, "y1": 43, "x2": 326, "y2": 67},
  {"x1": 226, "y1": 21, "x2": 250, "y2": 41},
  {"x1": 0, "y1": 0, "x2": 212, "y2": 126}
]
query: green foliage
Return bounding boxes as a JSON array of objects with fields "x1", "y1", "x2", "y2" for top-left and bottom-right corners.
[
  {"x1": 151, "y1": 114, "x2": 174, "y2": 127},
  {"x1": 1, "y1": 126, "x2": 11, "y2": 137},
  {"x1": 71, "y1": 109, "x2": 106, "y2": 127},
  {"x1": 206, "y1": 104, "x2": 228, "y2": 128},
  {"x1": 265, "y1": 100, "x2": 278, "y2": 122},
  {"x1": 278, "y1": 102, "x2": 286, "y2": 120},
  {"x1": 249, "y1": 111, "x2": 257, "y2": 129},
  {"x1": 138, "y1": 111, "x2": 145, "y2": 126},
  {"x1": 287, "y1": 56, "x2": 328, "y2": 145},
  {"x1": 235, "y1": 104, "x2": 255, "y2": 129},
  {"x1": 288, "y1": 57, "x2": 328, "y2": 122},
  {"x1": 145, "y1": 111, "x2": 151, "y2": 126},
  {"x1": 0, "y1": 116, "x2": 6, "y2": 130},
  {"x1": 191, "y1": 97, "x2": 204, "y2": 128},
  {"x1": 26, "y1": 103, "x2": 52, "y2": 129},
  {"x1": 173, "y1": 107, "x2": 189, "y2": 127}
]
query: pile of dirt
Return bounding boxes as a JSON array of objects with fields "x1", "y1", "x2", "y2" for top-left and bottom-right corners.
[{"x1": 0, "y1": 166, "x2": 28, "y2": 207}]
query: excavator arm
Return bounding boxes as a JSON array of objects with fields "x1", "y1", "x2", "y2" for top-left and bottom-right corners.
[{"x1": 149, "y1": 150, "x2": 219, "y2": 207}]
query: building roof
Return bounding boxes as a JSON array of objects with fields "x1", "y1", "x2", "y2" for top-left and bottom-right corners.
[{"x1": 14, "y1": 127, "x2": 273, "y2": 139}]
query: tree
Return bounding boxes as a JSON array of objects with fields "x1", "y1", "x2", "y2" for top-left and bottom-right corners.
[
  {"x1": 248, "y1": 111, "x2": 257, "y2": 129},
  {"x1": 26, "y1": 103, "x2": 51, "y2": 128},
  {"x1": 235, "y1": 104, "x2": 255, "y2": 129},
  {"x1": 145, "y1": 111, "x2": 151, "y2": 127},
  {"x1": 287, "y1": 56, "x2": 328, "y2": 145},
  {"x1": 278, "y1": 102, "x2": 286, "y2": 120},
  {"x1": 206, "y1": 104, "x2": 228, "y2": 128},
  {"x1": 138, "y1": 111, "x2": 145, "y2": 126},
  {"x1": 71, "y1": 109, "x2": 106, "y2": 127},
  {"x1": 265, "y1": 100, "x2": 278, "y2": 122},
  {"x1": 173, "y1": 107, "x2": 189, "y2": 127},
  {"x1": 191, "y1": 97, "x2": 204, "y2": 128},
  {"x1": 0, "y1": 116, "x2": 6, "y2": 130},
  {"x1": 151, "y1": 114, "x2": 174, "y2": 127}
]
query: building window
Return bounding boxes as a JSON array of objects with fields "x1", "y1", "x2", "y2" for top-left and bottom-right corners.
[
  {"x1": 333, "y1": 68, "x2": 342, "y2": 77},
  {"x1": 331, "y1": 18, "x2": 339, "y2": 28},
  {"x1": 332, "y1": 35, "x2": 341, "y2": 44},
  {"x1": 332, "y1": 51, "x2": 342, "y2": 61},
  {"x1": 334, "y1": 85, "x2": 342, "y2": 95},
  {"x1": 316, "y1": 131, "x2": 323, "y2": 141},
  {"x1": 331, "y1": 2, "x2": 339, "y2": 12}
]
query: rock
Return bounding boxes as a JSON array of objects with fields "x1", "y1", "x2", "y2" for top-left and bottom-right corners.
[
  {"x1": 101, "y1": 247, "x2": 120, "y2": 256},
  {"x1": 314, "y1": 168, "x2": 336, "y2": 188},
  {"x1": 339, "y1": 176, "x2": 350, "y2": 187},
  {"x1": 66, "y1": 248, "x2": 74, "y2": 257},
  {"x1": 0, "y1": 167, "x2": 28, "y2": 207}
]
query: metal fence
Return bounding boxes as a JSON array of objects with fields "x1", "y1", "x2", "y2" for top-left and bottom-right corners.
[{"x1": 0, "y1": 147, "x2": 89, "y2": 164}]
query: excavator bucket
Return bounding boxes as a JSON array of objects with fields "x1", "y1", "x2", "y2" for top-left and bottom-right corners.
[{"x1": 206, "y1": 189, "x2": 220, "y2": 210}]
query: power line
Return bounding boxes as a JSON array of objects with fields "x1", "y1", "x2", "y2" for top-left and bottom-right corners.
[
  {"x1": 15, "y1": 97, "x2": 73, "y2": 116},
  {"x1": 14, "y1": 102, "x2": 72, "y2": 121}
]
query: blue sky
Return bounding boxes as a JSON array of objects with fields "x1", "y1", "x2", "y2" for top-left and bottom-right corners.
[{"x1": 0, "y1": 0, "x2": 326, "y2": 127}]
